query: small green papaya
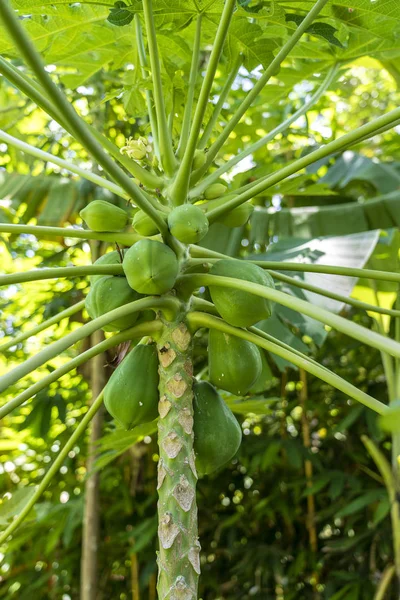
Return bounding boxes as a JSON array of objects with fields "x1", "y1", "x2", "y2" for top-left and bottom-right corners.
[
  {"x1": 132, "y1": 210, "x2": 159, "y2": 236},
  {"x1": 80, "y1": 200, "x2": 128, "y2": 232},
  {"x1": 209, "y1": 259, "x2": 274, "y2": 327},
  {"x1": 104, "y1": 343, "x2": 159, "y2": 429},
  {"x1": 91, "y1": 251, "x2": 122, "y2": 283},
  {"x1": 193, "y1": 381, "x2": 242, "y2": 476},
  {"x1": 204, "y1": 183, "x2": 227, "y2": 200},
  {"x1": 208, "y1": 329, "x2": 262, "y2": 396},
  {"x1": 193, "y1": 149, "x2": 207, "y2": 170},
  {"x1": 85, "y1": 276, "x2": 141, "y2": 332},
  {"x1": 123, "y1": 239, "x2": 179, "y2": 295},
  {"x1": 168, "y1": 205, "x2": 209, "y2": 244},
  {"x1": 217, "y1": 202, "x2": 254, "y2": 227}
]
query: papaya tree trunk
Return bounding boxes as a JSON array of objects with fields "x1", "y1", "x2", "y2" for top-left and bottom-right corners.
[{"x1": 156, "y1": 317, "x2": 200, "y2": 599}]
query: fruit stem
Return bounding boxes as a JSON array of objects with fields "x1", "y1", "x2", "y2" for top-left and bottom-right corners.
[{"x1": 156, "y1": 318, "x2": 200, "y2": 599}]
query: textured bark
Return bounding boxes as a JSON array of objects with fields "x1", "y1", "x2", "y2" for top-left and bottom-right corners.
[
  {"x1": 80, "y1": 328, "x2": 106, "y2": 600},
  {"x1": 156, "y1": 318, "x2": 200, "y2": 599}
]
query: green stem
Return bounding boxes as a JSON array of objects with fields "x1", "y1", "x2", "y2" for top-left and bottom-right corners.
[
  {"x1": 0, "y1": 390, "x2": 105, "y2": 545},
  {"x1": 192, "y1": 64, "x2": 338, "y2": 196},
  {"x1": 362, "y1": 435, "x2": 400, "y2": 588},
  {"x1": 0, "y1": 224, "x2": 140, "y2": 246},
  {"x1": 0, "y1": 299, "x2": 85, "y2": 353},
  {"x1": 156, "y1": 318, "x2": 200, "y2": 598},
  {"x1": 142, "y1": 0, "x2": 176, "y2": 176},
  {"x1": 188, "y1": 246, "x2": 400, "y2": 284},
  {"x1": 0, "y1": 130, "x2": 127, "y2": 199},
  {"x1": 190, "y1": 297, "x2": 333, "y2": 376},
  {"x1": 187, "y1": 312, "x2": 387, "y2": 414},
  {"x1": 197, "y1": 54, "x2": 242, "y2": 151},
  {"x1": 134, "y1": 14, "x2": 160, "y2": 161},
  {"x1": 0, "y1": 264, "x2": 124, "y2": 286},
  {"x1": 176, "y1": 14, "x2": 203, "y2": 158},
  {"x1": 180, "y1": 274, "x2": 400, "y2": 359},
  {"x1": 169, "y1": 0, "x2": 236, "y2": 205},
  {"x1": 0, "y1": 320, "x2": 162, "y2": 420},
  {"x1": 370, "y1": 280, "x2": 396, "y2": 400},
  {"x1": 191, "y1": 0, "x2": 330, "y2": 185},
  {"x1": 374, "y1": 565, "x2": 395, "y2": 600},
  {"x1": 0, "y1": 3, "x2": 166, "y2": 231},
  {"x1": 0, "y1": 57, "x2": 163, "y2": 190},
  {"x1": 0, "y1": 297, "x2": 179, "y2": 394},
  {"x1": 206, "y1": 106, "x2": 400, "y2": 222}
]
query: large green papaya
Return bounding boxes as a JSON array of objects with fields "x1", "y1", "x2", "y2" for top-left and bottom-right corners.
[
  {"x1": 193, "y1": 381, "x2": 242, "y2": 476},
  {"x1": 85, "y1": 276, "x2": 141, "y2": 332},
  {"x1": 132, "y1": 210, "x2": 159, "y2": 236},
  {"x1": 168, "y1": 205, "x2": 209, "y2": 244},
  {"x1": 80, "y1": 200, "x2": 128, "y2": 232},
  {"x1": 104, "y1": 343, "x2": 159, "y2": 429},
  {"x1": 123, "y1": 239, "x2": 179, "y2": 295},
  {"x1": 91, "y1": 250, "x2": 122, "y2": 283},
  {"x1": 209, "y1": 259, "x2": 274, "y2": 327},
  {"x1": 208, "y1": 329, "x2": 262, "y2": 395}
]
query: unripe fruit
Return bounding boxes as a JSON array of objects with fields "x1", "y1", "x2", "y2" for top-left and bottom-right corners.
[
  {"x1": 193, "y1": 381, "x2": 242, "y2": 476},
  {"x1": 193, "y1": 149, "x2": 207, "y2": 170},
  {"x1": 123, "y1": 239, "x2": 179, "y2": 295},
  {"x1": 168, "y1": 205, "x2": 209, "y2": 244},
  {"x1": 104, "y1": 343, "x2": 159, "y2": 429},
  {"x1": 218, "y1": 202, "x2": 254, "y2": 227},
  {"x1": 90, "y1": 251, "x2": 122, "y2": 284},
  {"x1": 85, "y1": 276, "x2": 141, "y2": 332},
  {"x1": 80, "y1": 200, "x2": 128, "y2": 232},
  {"x1": 208, "y1": 329, "x2": 262, "y2": 396},
  {"x1": 132, "y1": 210, "x2": 159, "y2": 236},
  {"x1": 209, "y1": 259, "x2": 274, "y2": 327},
  {"x1": 204, "y1": 183, "x2": 227, "y2": 200}
]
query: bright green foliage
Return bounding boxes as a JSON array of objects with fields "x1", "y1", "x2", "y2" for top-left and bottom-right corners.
[
  {"x1": 167, "y1": 204, "x2": 209, "y2": 243},
  {"x1": 90, "y1": 251, "x2": 122, "y2": 283},
  {"x1": 208, "y1": 329, "x2": 262, "y2": 395},
  {"x1": 209, "y1": 259, "x2": 274, "y2": 327},
  {"x1": 193, "y1": 381, "x2": 242, "y2": 476},
  {"x1": 132, "y1": 209, "x2": 159, "y2": 236},
  {"x1": 104, "y1": 343, "x2": 159, "y2": 429},
  {"x1": 85, "y1": 276, "x2": 140, "y2": 332},
  {"x1": 204, "y1": 183, "x2": 227, "y2": 200},
  {"x1": 123, "y1": 239, "x2": 179, "y2": 295},
  {"x1": 79, "y1": 200, "x2": 128, "y2": 232}
]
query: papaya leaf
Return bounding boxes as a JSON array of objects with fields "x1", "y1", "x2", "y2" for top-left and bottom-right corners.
[
  {"x1": 0, "y1": 487, "x2": 37, "y2": 525},
  {"x1": 107, "y1": 1, "x2": 134, "y2": 27}
]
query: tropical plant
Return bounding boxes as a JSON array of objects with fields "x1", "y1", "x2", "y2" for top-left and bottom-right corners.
[{"x1": 1, "y1": 0, "x2": 400, "y2": 598}]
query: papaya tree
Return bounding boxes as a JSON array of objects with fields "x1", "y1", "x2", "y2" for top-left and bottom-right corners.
[{"x1": 1, "y1": 0, "x2": 400, "y2": 598}]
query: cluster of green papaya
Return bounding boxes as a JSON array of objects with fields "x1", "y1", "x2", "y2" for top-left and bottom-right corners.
[{"x1": 103, "y1": 343, "x2": 242, "y2": 476}]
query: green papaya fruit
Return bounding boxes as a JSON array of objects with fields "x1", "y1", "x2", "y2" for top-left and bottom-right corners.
[
  {"x1": 104, "y1": 343, "x2": 159, "y2": 429},
  {"x1": 249, "y1": 350, "x2": 274, "y2": 394},
  {"x1": 132, "y1": 210, "x2": 159, "y2": 236},
  {"x1": 80, "y1": 200, "x2": 128, "y2": 232},
  {"x1": 91, "y1": 251, "x2": 122, "y2": 283},
  {"x1": 217, "y1": 202, "x2": 254, "y2": 227},
  {"x1": 203, "y1": 196, "x2": 254, "y2": 228},
  {"x1": 85, "y1": 276, "x2": 141, "y2": 332},
  {"x1": 209, "y1": 259, "x2": 274, "y2": 327},
  {"x1": 123, "y1": 239, "x2": 179, "y2": 295},
  {"x1": 193, "y1": 381, "x2": 242, "y2": 476},
  {"x1": 193, "y1": 149, "x2": 207, "y2": 170},
  {"x1": 208, "y1": 329, "x2": 262, "y2": 396},
  {"x1": 168, "y1": 205, "x2": 209, "y2": 244},
  {"x1": 204, "y1": 183, "x2": 227, "y2": 200}
]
